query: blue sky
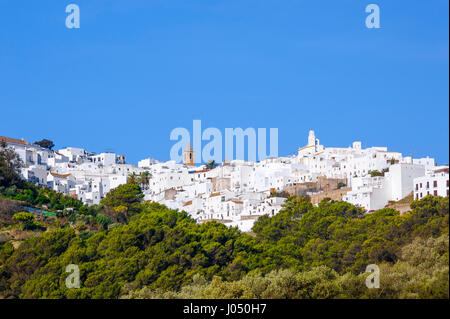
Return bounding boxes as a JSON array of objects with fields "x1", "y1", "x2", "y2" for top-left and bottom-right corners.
[{"x1": 0, "y1": 0, "x2": 448, "y2": 165}]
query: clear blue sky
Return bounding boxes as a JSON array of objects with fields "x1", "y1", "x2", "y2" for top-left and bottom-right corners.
[{"x1": 0, "y1": 0, "x2": 448, "y2": 165}]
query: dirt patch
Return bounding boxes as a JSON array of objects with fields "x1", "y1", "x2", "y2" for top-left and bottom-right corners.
[
  {"x1": 0, "y1": 197, "x2": 21, "y2": 224},
  {"x1": 0, "y1": 226, "x2": 44, "y2": 248},
  {"x1": 385, "y1": 192, "x2": 414, "y2": 215}
]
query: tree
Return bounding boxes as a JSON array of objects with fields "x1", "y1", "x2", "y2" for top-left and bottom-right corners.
[
  {"x1": 100, "y1": 183, "x2": 144, "y2": 218},
  {"x1": 127, "y1": 172, "x2": 151, "y2": 190},
  {"x1": 95, "y1": 214, "x2": 112, "y2": 229},
  {"x1": 12, "y1": 212, "x2": 40, "y2": 230},
  {"x1": 139, "y1": 171, "x2": 151, "y2": 190},
  {"x1": 12, "y1": 212, "x2": 35, "y2": 224},
  {"x1": 127, "y1": 173, "x2": 138, "y2": 185},
  {"x1": 0, "y1": 143, "x2": 24, "y2": 188},
  {"x1": 34, "y1": 139, "x2": 55, "y2": 150},
  {"x1": 205, "y1": 160, "x2": 218, "y2": 171},
  {"x1": 369, "y1": 170, "x2": 384, "y2": 177},
  {"x1": 337, "y1": 182, "x2": 346, "y2": 189},
  {"x1": 270, "y1": 190, "x2": 290, "y2": 198}
]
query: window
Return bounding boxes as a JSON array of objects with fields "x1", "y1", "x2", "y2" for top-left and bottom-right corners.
[
  {"x1": 426, "y1": 182, "x2": 430, "y2": 189},
  {"x1": 434, "y1": 190, "x2": 438, "y2": 196},
  {"x1": 434, "y1": 181, "x2": 438, "y2": 188},
  {"x1": 416, "y1": 184, "x2": 418, "y2": 190}
]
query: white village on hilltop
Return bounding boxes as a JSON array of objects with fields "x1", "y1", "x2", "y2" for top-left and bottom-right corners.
[{"x1": 1, "y1": 131, "x2": 448, "y2": 232}]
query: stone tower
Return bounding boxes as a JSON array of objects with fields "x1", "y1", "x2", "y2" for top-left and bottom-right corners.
[{"x1": 182, "y1": 141, "x2": 194, "y2": 166}]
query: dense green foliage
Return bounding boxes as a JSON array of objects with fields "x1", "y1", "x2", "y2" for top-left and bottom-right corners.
[
  {"x1": 11, "y1": 212, "x2": 43, "y2": 230},
  {"x1": 252, "y1": 196, "x2": 448, "y2": 274},
  {"x1": 101, "y1": 183, "x2": 144, "y2": 214},
  {"x1": 0, "y1": 184, "x2": 85, "y2": 212},
  {"x1": 0, "y1": 203, "x2": 256, "y2": 298},
  {"x1": 0, "y1": 191, "x2": 448, "y2": 299},
  {"x1": 124, "y1": 234, "x2": 449, "y2": 299}
]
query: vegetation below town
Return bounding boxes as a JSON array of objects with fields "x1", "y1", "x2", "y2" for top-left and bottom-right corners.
[
  {"x1": 0, "y1": 191, "x2": 448, "y2": 299},
  {"x1": 0, "y1": 145, "x2": 448, "y2": 299}
]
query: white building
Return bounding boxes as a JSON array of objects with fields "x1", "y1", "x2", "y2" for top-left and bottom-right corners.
[
  {"x1": 344, "y1": 163, "x2": 425, "y2": 211},
  {"x1": 414, "y1": 167, "x2": 449, "y2": 200},
  {"x1": 57, "y1": 147, "x2": 88, "y2": 163},
  {"x1": 90, "y1": 152, "x2": 117, "y2": 167},
  {"x1": 297, "y1": 131, "x2": 403, "y2": 183},
  {"x1": 138, "y1": 157, "x2": 159, "y2": 168},
  {"x1": 2, "y1": 131, "x2": 442, "y2": 232},
  {"x1": 0, "y1": 136, "x2": 51, "y2": 167},
  {"x1": 20, "y1": 165, "x2": 48, "y2": 186}
]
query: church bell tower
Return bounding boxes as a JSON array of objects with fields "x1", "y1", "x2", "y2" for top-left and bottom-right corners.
[{"x1": 182, "y1": 141, "x2": 195, "y2": 166}]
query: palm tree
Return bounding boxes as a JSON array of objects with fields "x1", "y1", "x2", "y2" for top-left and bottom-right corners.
[
  {"x1": 139, "y1": 171, "x2": 151, "y2": 190},
  {"x1": 206, "y1": 160, "x2": 217, "y2": 171},
  {"x1": 127, "y1": 173, "x2": 138, "y2": 185}
]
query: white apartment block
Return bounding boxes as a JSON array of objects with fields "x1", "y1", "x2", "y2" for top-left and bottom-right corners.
[
  {"x1": 414, "y1": 167, "x2": 449, "y2": 200},
  {"x1": 344, "y1": 163, "x2": 425, "y2": 211}
]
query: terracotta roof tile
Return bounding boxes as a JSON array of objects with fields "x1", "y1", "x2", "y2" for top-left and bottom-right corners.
[
  {"x1": 0, "y1": 136, "x2": 28, "y2": 145},
  {"x1": 210, "y1": 192, "x2": 222, "y2": 198}
]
